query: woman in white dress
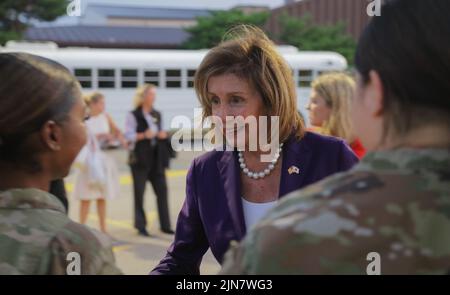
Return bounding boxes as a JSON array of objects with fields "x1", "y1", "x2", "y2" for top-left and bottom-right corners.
[{"x1": 73, "y1": 92, "x2": 126, "y2": 234}]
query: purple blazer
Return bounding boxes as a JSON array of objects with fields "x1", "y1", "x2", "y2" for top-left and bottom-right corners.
[{"x1": 151, "y1": 132, "x2": 358, "y2": 275}]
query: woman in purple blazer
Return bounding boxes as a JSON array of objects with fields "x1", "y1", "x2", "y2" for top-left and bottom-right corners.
[{"x1": 151, "y1": 26, "x2": 358, "y2": 275}]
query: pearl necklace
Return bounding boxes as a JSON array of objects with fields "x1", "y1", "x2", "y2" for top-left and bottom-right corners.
[{"x1": 238, "y1": 143, "x2": 284, "y2": 180}]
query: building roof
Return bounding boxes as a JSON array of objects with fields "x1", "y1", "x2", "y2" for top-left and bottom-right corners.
[
  {"x1": 24, "y1": 25, "x2": 190, "y2": 49},
  {"x1": 88, "y1": 4, "x2": 211, "y2": 20}
]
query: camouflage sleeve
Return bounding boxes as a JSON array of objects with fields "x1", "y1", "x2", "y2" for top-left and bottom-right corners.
[
  {"x1": 40, "y1": 221, "x2": 122, "y2": 275},
  {"x1": 92, "y1": 247, "x2": 122, "y2": 275},
  {"x1": 219, "y1": 240, "x2": 250, "y2": 275},
  {"x1": 220, "y1": 173, "x2": 373, "y2": 275},
  {"x1": 221, "y1": 167, "x2": 450, "y2": 275},
  {"x1": 220, "y1": 203, "x2": 369, "y2": 275}
]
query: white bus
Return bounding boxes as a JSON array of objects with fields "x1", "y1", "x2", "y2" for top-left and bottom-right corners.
[{"x1": 1, "y1": 42, "x2": 347, "y2": 130}]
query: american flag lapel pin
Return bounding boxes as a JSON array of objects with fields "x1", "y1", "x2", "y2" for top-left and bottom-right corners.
[{"x1": 288, "y1": 165, "x2": 300, "y2": 175}]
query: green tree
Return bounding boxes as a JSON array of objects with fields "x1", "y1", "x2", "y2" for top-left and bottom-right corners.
[
  {"x1": 278, "y1": 13, "x2": 356, "y2": 64},
  {"x1": 182, "y1": 9, "x2": 269, "y2": 49},
  {"x1": 0, "y1": 0, "x2": 68, "y2": 45}
]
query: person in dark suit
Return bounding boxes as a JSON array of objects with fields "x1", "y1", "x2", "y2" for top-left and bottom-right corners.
[
  {"x1": 150, "y1": 26, "x2": 358, "y2": 275},
  {"x1": 124, "y1": 84, "x2": 174, "y2": 236}
]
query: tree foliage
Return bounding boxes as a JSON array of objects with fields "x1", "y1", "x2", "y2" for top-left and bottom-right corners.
[
  {"x1": 182, "y1": 10, "x2": 356, "y2": 64},
  {"x1": 182, "y1": 9, "x2": 269, "y2": 49},
  {"x1": 0, "y1": 0, "x2": 68, "y2": 45},
  {"x1": 278, "y1": 13, "x2": 356, "y2": 64}
]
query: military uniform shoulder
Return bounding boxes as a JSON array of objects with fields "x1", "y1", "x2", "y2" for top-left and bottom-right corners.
[
  {"x1": 356, "y1": 148, "x2": 450, "y2": 172},
  {"x1": 44, "y1": 220, "x2": 121, "y2": 275},
  {"x1": 266, "y1": 170, "x2": 364, "y2": 219},
  {"x1": 0, "y1": 188, "x2": 66, "y2": 212},
  {"x1": 225, "y1": 152, "x2": 450, "y2": 274},
  {"x1": 58, "y1": 220, "x2": 113, "y2": 248},
  {"x1": 0, "y1": 191, "x2": 121, "y2": 275}
]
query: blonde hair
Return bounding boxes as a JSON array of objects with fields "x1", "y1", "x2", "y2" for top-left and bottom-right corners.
[
  {"x1": 133, "y1": 83, "x2": 156, "y2": 108},
  {"x1": 83, "y1": 91, "x2": 104, "y2": 106},
  {"x1": 194, "y1": 25, "x2": 304, "y2": 143},
  {"x1": 311, "y1": 72, "x2": 356, "y2": 143}
]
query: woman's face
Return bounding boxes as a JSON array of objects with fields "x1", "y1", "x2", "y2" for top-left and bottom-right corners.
[
  {"x1": 143, "y1": 87, "x2": 156, "y2": 108},
  {"x1": 54, "y1": 94, "x2": 88, "y2": 178},
  {"x1": 207, "y1": 73, "x2": 266, "y2": 149},
  {"x1": 306, "y1": 89, "x2": 331, "y2": 127},
  {"x1": 90, "y1": 97, "x2": 105, "y2": 114}
]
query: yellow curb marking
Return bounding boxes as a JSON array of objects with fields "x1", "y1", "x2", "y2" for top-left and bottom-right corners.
[
  {"x1": 87, "y1": 213, "x2": 157, "y2": 229},
  {"x1": 65, "y1": 169, "x2": 187, "y2": 193},
  {"x1": 112, "y1": 245, "x2": 133, "y2": 253}
]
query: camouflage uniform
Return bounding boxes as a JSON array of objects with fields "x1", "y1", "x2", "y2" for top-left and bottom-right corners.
[
  {"x1": 221, "y1": 148, "x2": 450, "y2": 275},
  {"x1": 0, "y1": 188, "x2": 122, "y2": 275}
]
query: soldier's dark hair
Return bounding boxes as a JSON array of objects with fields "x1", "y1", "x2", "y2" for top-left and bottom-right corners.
[
  {"x1": 355, "y1": 0, "x2": 450, "y2": 138},
  {"x1": 0, "y1": 52, "x2": 81, "y2": 171}
]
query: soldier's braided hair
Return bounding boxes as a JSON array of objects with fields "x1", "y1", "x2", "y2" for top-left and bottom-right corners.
[{"x1": 0, "y1": 52, "x2": 81, "y2": 171}]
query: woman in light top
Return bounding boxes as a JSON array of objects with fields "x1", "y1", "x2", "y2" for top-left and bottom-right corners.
[{"x1": 73, "y1": 92, "x2": 125, "y2": 234}]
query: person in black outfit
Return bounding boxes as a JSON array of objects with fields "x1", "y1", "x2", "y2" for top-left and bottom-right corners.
[
  {"x1": 124, "y1": 84, "x2": 174, "y2": 236},
  {"x1": 49, "y1": 179, "x2": 69, "y2": 214}
]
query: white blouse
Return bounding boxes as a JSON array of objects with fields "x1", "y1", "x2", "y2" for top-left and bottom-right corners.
[
  {"x1": 242, "y1": 197, "x2": 277, "y2": 230},
  {"x1": 86, "y1": 113, "x2": 110, "y2": 135}
]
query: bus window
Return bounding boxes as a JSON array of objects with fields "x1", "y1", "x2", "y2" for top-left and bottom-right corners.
[
  {"x1": 165, "y1": 69, "x2": 181, "y2": 88},
  {"x1": 98, "y1": 69, "x2": 115, "y2": 88},
  {"x1": 144, "y1": 70, "x2": 159, "y2": 87},
  {"x1": 298, "y1": 70, "x2": 313, "y2": 88},
  {"x1": 187, "y1": 69, "x2": 196, "y2": 88},
  {"x1": 121, "y1": 69, "x2": 138, "y2": 88},
  {"x1": 316, "y1": 70, "x2": 331, "y2": 77},
  {"x1": 74, "y1": 68, "x2": 92, "y2": 88}
]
